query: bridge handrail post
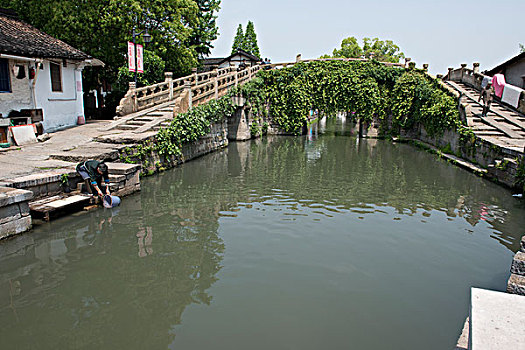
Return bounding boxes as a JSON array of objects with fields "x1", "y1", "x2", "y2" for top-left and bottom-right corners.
[
  {"x1": 212, "y1": 68, "x2": 218, "y2": 99},
  {"x1": 184, "y1": 80, "x2": 192, "y2": 109},
  {"x1": 460, "y1": 63, "x2": 467, "y2": 82},
  {"x1": 165, "y1": 72, "x2": 174, "y2": 100},
  {"x1": 235, "y1": 70, "x2": 238, "y2": 87},
  {"x1": 130, "y1": 82, "x2": 138, "y2": 112},
  {"x1": 192, "y1": 68, "x2": 198, "y2": 86},
  {"x1": 447, "y1": 67, "x2": 454, "y2": 80},
  {"x1": 473, "y1": 62, "x2": 480, "y2": 74}
]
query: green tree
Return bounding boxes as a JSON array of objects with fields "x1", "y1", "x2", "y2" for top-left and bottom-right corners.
[
  {"x1": 0, "y1": 0, "x2": 206, "y2": 91},
  {"x1": 243, "y1": 21, "x2": 260, "y2": 57},
  {"x1": 332, "y1": 36, "x2": 363, "y2": 59},
  {"x1": 231, "y1": 24, "x2": 244, "y2": 54},
  {"x1": 328, "y1": 36, "x2": 404, "y2": 63},
  {"x1": 520, "y1": 43, "x2": 525, "y2": 53},
  {"x1": 115, "y1": 50, "x2": 166, "y2": 90},
  {"x1": 362, "y1": 37, "x2": 404, "y2": 63},
  {"x1": 187, "y1": 0, "x2": 221, "y2": 58}
]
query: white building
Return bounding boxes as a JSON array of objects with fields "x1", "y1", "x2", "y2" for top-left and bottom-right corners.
[
  {"x1": 200, "y1": 49, "x2": 261, "y2": 72},
  {"x1": 0, "y1": 8, "x2": 102, "y2": 134}
]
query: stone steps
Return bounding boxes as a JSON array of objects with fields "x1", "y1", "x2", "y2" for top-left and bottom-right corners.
[
  {"x1": 118, "y1": 124, "x2": 142, "y2": 131},
  {"x1": 7, "y1": 163, "x2": 143, "y2": 222},
  {"x1": 127, "y1": 120, "x2": 147, "y2": 126}
]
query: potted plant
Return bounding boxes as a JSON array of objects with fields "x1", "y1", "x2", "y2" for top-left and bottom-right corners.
[{"x1": 60, "y1": 173, "x2": 71, "y2": 193}]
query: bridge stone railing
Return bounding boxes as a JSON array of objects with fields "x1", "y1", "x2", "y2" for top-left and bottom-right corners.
[
  {"x1": 116, "y1": 65, "x2": 261, "y2": 117},
  {"x1": 116, "y1": 56, "x2": 407, "y2": 118},
  {"x1": 445, "y1": 63, "x2": 525, "y2": 114}
]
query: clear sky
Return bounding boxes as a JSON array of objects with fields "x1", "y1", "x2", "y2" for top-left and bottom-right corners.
[{"x1": 210, "y1": 0, "x2": 525, "y2": 75}]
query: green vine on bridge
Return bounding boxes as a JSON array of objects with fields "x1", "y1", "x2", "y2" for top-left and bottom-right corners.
[
  {"x1": 240, "y1": 60, "x2": 468, "y2": 141},
  {"x1": 124, "y1": 60, "x2": 473, "y2": 174},
  {"x1": 155, "y1": 95, "x2": 237, "y2": 158}
]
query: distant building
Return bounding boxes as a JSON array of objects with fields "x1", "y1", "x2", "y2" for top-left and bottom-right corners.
[
  {"x1": 200, "y1": 49, "x2": 261, "y2": 72},
  {"x1": 484, "y1": 52, "x2": 525, "y2": 89},
  {"x1": 0, "y1": 8, "x2": 103, "y2": 133}
]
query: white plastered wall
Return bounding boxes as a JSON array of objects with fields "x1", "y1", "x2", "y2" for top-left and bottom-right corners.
[
  {"x1": 0, "y1": 60, "x2": 33, "y2": 117},
  {"x1": 34, "y1": 60, "x2": 84, "y2": 133}
]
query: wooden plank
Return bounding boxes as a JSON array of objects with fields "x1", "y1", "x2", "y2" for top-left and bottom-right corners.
[
  {"x1": 30, "y1": 195, "x2": 91, "y2": 221},
  {"x1": 45, "y1": 195, "x2": 90, "y2": 209}
]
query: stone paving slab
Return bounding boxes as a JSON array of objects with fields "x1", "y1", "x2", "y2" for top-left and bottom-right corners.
[
  {"x1": 455, "y1": 317, "x2": 469, "y2": 350},
  {"x1": 0, "y1": 187, "x2": 33, "y2": 207},
  {"x1": 95, "y1": 131, "x2": 156, "y2": 144},
  {"x1": 3, "y1": 169, "x2": 76, "y2": 188},
  {"x1": 0, "y1": 216, "x2": 32, "y2": 239},
  {"x1": 107, "y1": 162, "x2": 141, "y2": 175},
  {"x1": 470, "y1": 288, "x2": 525, "y2": 349},
  {"x1": 0, "y1": 121, "x2": 111, "y2": 180}
]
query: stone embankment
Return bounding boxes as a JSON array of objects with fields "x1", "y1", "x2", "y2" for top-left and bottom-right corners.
[{"x1": 508, "y1": 236, "x2": 525, "y2": 295}]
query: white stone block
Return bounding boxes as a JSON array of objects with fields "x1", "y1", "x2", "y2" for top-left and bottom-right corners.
[{"x1": 470, "y1": 287, "x2": 525, "y2": 349}]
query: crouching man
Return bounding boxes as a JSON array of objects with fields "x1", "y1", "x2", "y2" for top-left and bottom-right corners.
[{"x1": 76, "y1": 160, "x2": 111, "y2": 198}]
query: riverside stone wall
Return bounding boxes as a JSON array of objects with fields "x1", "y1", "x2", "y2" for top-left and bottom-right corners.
[
  {"x1": 117, "y1": 105, "x2": 288, "y2": 177},
  {"x1": 356, "y1": 112, "x2": 524, "y2": 192},
  {"x1": 508, "y1": 236, "x2": 525, "y2": 295},
  {"x1": 125, "y1": 118, "x2": 230, "y2": 176},
  {"x1": 0, "y1": 187, "x2": 33, "y2": 239}
]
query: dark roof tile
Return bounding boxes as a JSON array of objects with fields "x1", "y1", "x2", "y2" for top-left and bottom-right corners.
[{"x1": 0, "y1": 8, "x2": 90, "y2": 60}]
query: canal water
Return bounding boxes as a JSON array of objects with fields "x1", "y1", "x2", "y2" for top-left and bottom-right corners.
[{"x1": 1, "y1": 117, "x2": 524, "y2": 349}]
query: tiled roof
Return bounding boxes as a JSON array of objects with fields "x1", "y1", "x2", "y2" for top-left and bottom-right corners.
[
  {"x1": 201, "y1": 57, "x2": 224, "y2": 66},
  {"x1": 0, "y1": 8, "x2": 90, "y2": 60},
  {"x1": 218, "y1": 49, "x2": 261, "y2": 65},
  {"x1": 484, "y1": 52, "x2": 525, "y2": 76}
]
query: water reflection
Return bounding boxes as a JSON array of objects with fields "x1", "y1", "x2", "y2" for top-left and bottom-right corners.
[
  {"x1": 0, "y1": 116, "x2": 523, "y2": 349},
  {"x1": 0, "y1": 193, "x2": 224, "y2": 348}
]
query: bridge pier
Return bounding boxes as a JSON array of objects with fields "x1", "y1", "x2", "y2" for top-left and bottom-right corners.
[{"x1": 228, "y1": 99, "x2": 252, "y2": 141}]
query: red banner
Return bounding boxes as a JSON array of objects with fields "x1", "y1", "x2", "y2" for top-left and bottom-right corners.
[
  {"x1": 136, "y1": 44, "x2": 144, "y2": 73},
  {"x1": 128, "y1": 42, "x2": 135, "y2": 72}
]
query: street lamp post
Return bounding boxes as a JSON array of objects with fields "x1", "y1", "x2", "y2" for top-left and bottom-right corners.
[{"x1": 132, "y1": 25, "x2": 151, "y2": 84}]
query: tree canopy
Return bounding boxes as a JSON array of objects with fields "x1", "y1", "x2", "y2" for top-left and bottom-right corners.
[
  {"x1": 231, "y1": 24, "x2": 244, "y2": 54},
  {"x1": 244, "y1": 21, "x2": 260, "y2": 57},
  {"x1": 0, "y1": 0, "x2": 221, "y2": 90},
  {"x1": 326, "y1": 36, "x2": 405, "y2": 63},
  {"x1": 187, "y1": 0, "x2": 221, "y2": 58},
  {"x1": 230, "y1": 21, "x2": 260, "y2": 57}
]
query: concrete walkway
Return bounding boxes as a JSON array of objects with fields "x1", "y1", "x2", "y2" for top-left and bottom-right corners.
[
  {"x1": 0, "y1": 121, "x2": 109, "y2": 180},
  {"x1": 0, "y1": 119, "x2": 155, "y2": 182}
]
